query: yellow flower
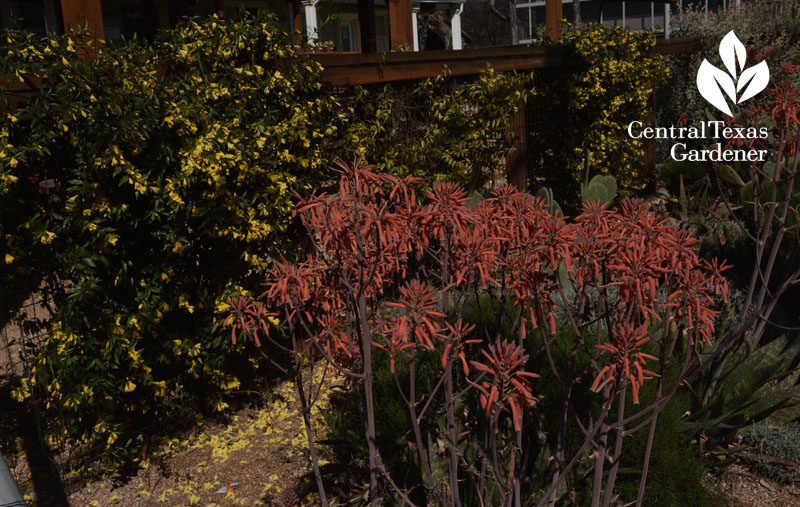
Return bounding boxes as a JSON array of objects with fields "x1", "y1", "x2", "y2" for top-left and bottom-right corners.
[
  {"x1": 40, "y1": 231, "x2": 56, "y2": 244},
  {"x1": 179, "y1": 294, "x2": 195, "y2": 313},
  {"x1": 153, "y1": 381, "x2": 167, "y2": 397}
]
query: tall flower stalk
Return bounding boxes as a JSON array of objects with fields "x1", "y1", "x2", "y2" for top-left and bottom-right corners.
[{"x1": 228, "y1": 158, "x2": 727, "y2": 505}]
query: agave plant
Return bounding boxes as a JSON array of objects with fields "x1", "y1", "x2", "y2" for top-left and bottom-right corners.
[{"x1": 686, "y1": 334, "x2": 800, "y2": 454}]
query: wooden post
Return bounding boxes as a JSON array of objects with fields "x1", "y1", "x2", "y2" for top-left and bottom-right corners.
[
  {"x1": 358, "y1": 0, "x2": 377, "y2": 53},
  {"x1": 545, "y1": 0, "x2": 562, "y2": 41},
  {"x1": 293, "y1": 0, "x2": 303, "y2": 43},
  {"x1": 388, "y1": 0, "x2": 413, "y2": 50},
  {"x1": 507, "y1": 102, "x2": 528, "y2": 191},
  {"x1": 60, "y1": 0, "x2": 104, "y2": 39},
  {"x1": 643, "y1": 88, "x2": 656, "y2": 175}
]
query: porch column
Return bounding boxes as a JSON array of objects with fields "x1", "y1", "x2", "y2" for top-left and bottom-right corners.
[
  {"x1": 389, "y1": 0, "x2": 413, "y2": 49},
  {"x1": 302, "y1": 0, "x2": 318, "y2": 43},
  {"x1": 664, "y1": 3, "x2": 671, "y2": 38},
  {"x1": 60, "y1": 0, "x2": 104, "y2": 39},
  {"x1": 412, "y1": 6, "x2": 420, "y2": 51},
  {"x1": 450, "y1": 4, "x2": 463, "y2": 50},
  {"x1": 622, "y1": 2, "x2": 626, "y2": 28},
  {"x1": 358, "y1": 0, "x2": 377, "y2": 53},
  {"x1": 545, "y1": 0, "x2": 562, "y2": 40},
  {"x1": 293, "y1": 0, "x2": 303, "y2": 43}
]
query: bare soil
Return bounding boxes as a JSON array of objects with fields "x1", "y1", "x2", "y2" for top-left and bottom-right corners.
[
  {"x1": 708, "y1": 464, "x2": 800, "y2": 507},
  {"x1": 7, "y1": 371, "x2": 337, "y2": 506}
]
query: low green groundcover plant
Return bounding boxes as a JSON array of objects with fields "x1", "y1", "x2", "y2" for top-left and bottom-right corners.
[{"x1": 740, "y1": 422, "x2": 800, "y2": 485}]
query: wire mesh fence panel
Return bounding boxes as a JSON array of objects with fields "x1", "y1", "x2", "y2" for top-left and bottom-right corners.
[{"x1": 1, "y1": 290, "x2": 52, "y2": 384}]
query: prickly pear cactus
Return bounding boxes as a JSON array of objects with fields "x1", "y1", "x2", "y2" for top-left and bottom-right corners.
[
  {"x1": 581, "y1": 174, "x2": 617, "y2": 205},
  {"x1": 535, "y1": 187, "x2": 563, "y2": 216}
]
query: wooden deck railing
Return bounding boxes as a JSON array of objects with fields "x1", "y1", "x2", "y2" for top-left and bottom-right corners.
[
  {"x1": 310, "y1": 38, "x2": 702, "y2": 86},
  {"x1": 2, "y1": 38, "x2": 701, "y2": 93}
]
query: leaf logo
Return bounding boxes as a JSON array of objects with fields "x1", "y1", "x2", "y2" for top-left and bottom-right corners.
[{"x1": 696, "y1": 31, "x2": 769, "y2": 116}]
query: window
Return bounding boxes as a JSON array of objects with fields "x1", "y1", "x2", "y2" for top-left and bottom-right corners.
[
  {"x1": 340, "y1": 20, "x2": 355, "y2": 51},
  {"x1": 375, "y1": 14, "x2": 388, "y2": 52},
  {"x1": 221, "y1": 0, "x2": 292, "y2": 33},
  {"x1": 101, "y1": 0, "x2": 170, "y2": 42},
  {"x1": 3, "y1": 0, "x2": 62, "y2": 35}
]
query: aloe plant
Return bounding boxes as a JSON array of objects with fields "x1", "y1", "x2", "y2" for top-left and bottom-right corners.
[{"x1": 685, "y1": 335, "x2": 800, "y2": 452}]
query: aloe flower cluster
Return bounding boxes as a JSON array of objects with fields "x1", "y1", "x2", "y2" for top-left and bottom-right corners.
[{"x1": 227, "y1": 157, "x2": 727, "y2": 506}]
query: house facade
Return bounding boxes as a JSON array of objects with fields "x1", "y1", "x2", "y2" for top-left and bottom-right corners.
[
  {"x1": 0, "y1": 0, "x2": 467, "y2": 52},
  {"x1": 2, "y1": 0, "x2": 735, "y2": 52}
]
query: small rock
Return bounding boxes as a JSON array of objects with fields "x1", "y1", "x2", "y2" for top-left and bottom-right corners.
[{"x1": 216, "y1": 482, "x2": 239, "y2": 494}]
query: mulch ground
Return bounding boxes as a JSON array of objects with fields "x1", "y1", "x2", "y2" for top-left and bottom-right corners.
[
  {"x1": 6, "y1": 367, "x2": 800, "y2": 506},
  {"x1": 8, "y1": 369, "x2": 337, "y2": 506},
  {"x1": 708, "y1": 464, "x2": 800, "y2": 507}
]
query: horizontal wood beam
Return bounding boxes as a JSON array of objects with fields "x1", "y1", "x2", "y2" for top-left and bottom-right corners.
[
  {"x1": 312, "y1": 46, "x2": 579, "y2": 86},
  {"x1": 2, "y1": 38, "x2": 702, "y2": 94},
  {"x1": 312, "y1": 37, "x2": 702, "y2": 86},
  {"x1": 651, "y1": 36, "x2": 703, "y2": 55}
]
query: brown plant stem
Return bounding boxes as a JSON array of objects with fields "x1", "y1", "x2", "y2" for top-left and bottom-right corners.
[
  {"x1": 590, "y1": 387, "x2": 612, "y2": 507},
  {"x1": 635, "y1": 305, "x2": 675, "y2": 506},
  {"x1": 440, "y1": 228, "x2": 461, "y2": 507},
  {"x1": 296, "y1": 366, "x2": 330, "y2": 507},
  {"x1": 444, "y1": 361, "x2": 461, "y2": 506},
  {"x1": 513, "y1": 427, "x2": 522, "y2": 507},
  {"x1": 602, "y1": 382, "x2": 627, "y2": 507},
  {"x1": 549, "y1": 339, "x2": 578, "y2": 507},
  {"x1": 376, "y1": 450, "x2": 418, "y2": 506},
  {"x1": 536, "y1": 401, "x2": 612, "y2": 507},
  {"x1": 356, "y1": 286, "x2": 380, "y2": 505},
  {"x1": 635, "y1": 386, "x2": 661, "y2": 507},
  {"x1": 409, "y1": 358, "x2": 434, "y2": 485},
  {"x1": 286, "y1": 316, "x2": 329, "y2": 507}
]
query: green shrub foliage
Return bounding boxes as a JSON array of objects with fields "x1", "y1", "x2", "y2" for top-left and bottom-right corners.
[
  {"x1": 532, "y1": 25, "x2": 668, "y2": 200},
  {"x1": 1, "y1": 13, "x2": 340, "y2": 465},
  {"x1": 339, "y1": 70, "x2": 533, "y2": 190}
]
